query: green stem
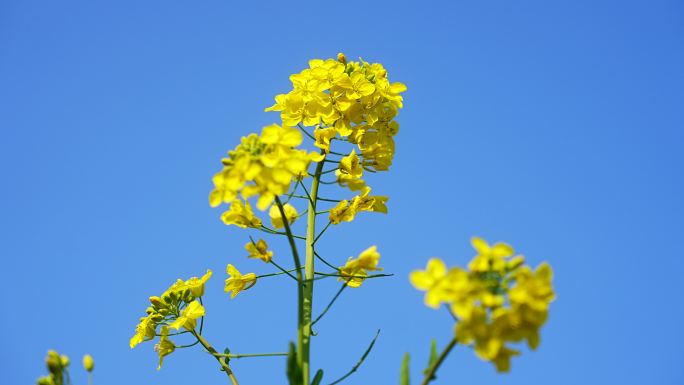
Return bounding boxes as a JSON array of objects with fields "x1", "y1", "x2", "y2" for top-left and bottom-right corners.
[
  {"x1": 419, "y1": 338, "x2": 458, "y2": 385},
  {"x1": 191, "y1": 330, "x2": 240, "y2": 385},
  {"x1": 213, "y1": 352, "x2": 288, "y2": 359},
  {"x1": 311, "y1": 282, "x2": 347, "y2": 326},
  {"x1": 302, "y1": 152, "x2": 326, "y2": 385},
  {"x1": 274, "y1": 195, "x2": 306, "y2": 382}
]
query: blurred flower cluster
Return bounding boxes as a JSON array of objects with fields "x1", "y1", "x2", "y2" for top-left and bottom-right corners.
[
  {"x1": 411, "y1": 238, "x2": 555, "y2": 372},
  {"x1": 36, "y1": 350, "x2": 93, "y2": 385}
]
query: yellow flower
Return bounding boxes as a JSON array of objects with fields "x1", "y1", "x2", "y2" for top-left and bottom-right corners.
[
  {"x1": 82, "y1": 354, "x2": 94, "y2": 372},
  {"x1": 509, "y1": 263, "x2": 555, "y2": 312},
  {"x1": 338, "y1": 246, "x2": 382, "y2": 288},
  {"x1": 467, "y1": 237, "x2": 515, "y2": 273},
  {"x1": 264, "y1": 54, "x2": 406, "y2": 175},
  {"x1": 245, "y1": 239, "x2": 273, "y2": 263},
  {"x1": 225, "y1": 264, "x2": 257, "y2": 298},
  {"x1": 184, "y1": 269, "x2": 212, "y2": 297},
  {"x1": 221, "y1": 199, "x2": 262, "y2": 228},
  {"x1": 210, "y1": 124, "x2": 322, "y2": 214},
  {"x1": 410, "y1": 258, "x2": 449, "y2": 308},
  {"x1": 130, "y1": 314, "x2": 157, "y2": 349},
  {"x1": 336, "y1": 149, "x2": 363, "y2": 182},
  {"x1": 329, "y1": 200, "x2": 355, "y2": 224},
  {"x1": 350, "y1": 187, "x2": 388, "y2": 214},
  {"x1": 154, "y1": 326, "x2": 175, "y2": 370},
  {"x1": 314, "y1": 126, "x2": 337, "y2": 152},
  {"x1": 491, "y1": 346, "x2": 520, "y2": 373},
  {"x1": 169, "y1": 300, "x2": 205, "y2": 331},
  {"x1": 269, "y1": 203, "x2": 298, "y2": 229}
]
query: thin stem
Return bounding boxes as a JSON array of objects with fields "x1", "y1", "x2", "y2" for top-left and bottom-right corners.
[
  {"x1": 297, "y1": 123, "x2": 316, "y2": 141},
  {"x1": 213, "y1": 352, "x2": 288, "y2": 359},
  {"x1": 314, "y1": 251, "x2": 340, "y2": 271},
  {"x1": 419, "y1": 338, "x2": 458, "y2": 385},
  {"x1": 313, "y1": 221, "x2": 332, "y2": 244},
  {"x1": 257, "y1": 265, "x2": 301, "y2": 281},
  {"x1": 317, "y1": 197, "x2": 341, "y2": 203},
  {"x1": 311, "y1": 283, "x2": 347, "y2": 326},
  {"x1": 274, "y1": 195, "x2": 307, "y2": 383},
  {"x1": 191, "y1": 330, "x2": 240, "y2": 385},
  {"x1": 314, "y1": 272, "x2": 394, "y2": 279},
  {"x1": 328, "y1": 330, "x2": 381, "y2": 385},
  {"x1": 302, "y1": 151, "x2": 326, "y2": 385}
]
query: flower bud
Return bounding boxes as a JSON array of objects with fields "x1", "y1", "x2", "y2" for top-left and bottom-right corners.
[
  {"x1": 337, "y1": 52, "x2": 347, "y2": 64},
  {"x1": 82, "y1": 354, "x2": 94, "y2": 372},
  {"x1": 36, "y1": 375, "x2": 54, "y2": 385},
  {"x1": 46, "y1": 351, "x2": 61, "y2": 373},
  {"x1": 59, "y1": 354, "x2": 70, "y2": 367}
]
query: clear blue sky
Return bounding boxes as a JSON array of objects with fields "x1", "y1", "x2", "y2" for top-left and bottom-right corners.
[{"x1": 2, "y1": 1, "x2": 683, "y2": 384}]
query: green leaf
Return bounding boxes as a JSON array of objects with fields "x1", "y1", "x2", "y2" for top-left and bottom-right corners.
[
  {"x1": 286, "y1": 342, "x2": 302, "y2": 385},
  {"x1": 424, "y1": 339, "x2": 438, "y2": 375},
  {"x1": 400, "y1": 352, "x2": 410, "y2": 385},
  {"x1": 311, "y1": 369, "x2": 324, "y2": 385}
]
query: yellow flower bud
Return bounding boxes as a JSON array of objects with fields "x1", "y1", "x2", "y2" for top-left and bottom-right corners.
[
  {"x1": 82, "y1": 354, "x2": 94, "y2": 372},
  {"x1": 337, "y1": 52, "x2": 347, "y2": 64},
  {"x1": 36, "y1": 375, "x2": 54, "y2": 385},
  {"x1": 59, "y1": 354, "x2": 70, "y2": 367},
  {"x1": 46, "y1": 351, "x2": 61, "y2": 373}
]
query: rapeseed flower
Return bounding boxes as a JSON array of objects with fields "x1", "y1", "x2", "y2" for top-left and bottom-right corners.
[
  {"x1": 225, "y1": 264, "x2": 257, "y2": 298},
  {"x1": 269, "y1": 203, "x2": 298, "y2": 229},
  {"x1": 245, "y1": 239, "x2": 273, "y2": 263},
  {"x1": 339, "y1": 246, "x2": 382, "y2": 288}
]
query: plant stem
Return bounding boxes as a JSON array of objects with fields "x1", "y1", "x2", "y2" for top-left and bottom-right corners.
[
  {"x1": 213, "y1": 352, "x2": 288, "y2": 359},
  {"x1": 274, "y1": 195, "x2": 306, "y2": 382},
  {"x1": 191, "y1": 330, "x2": 240, "y2": 385},
  {"x1": 419, "y1": 338, "x2": 458, "y2": 385},
  {"x1": 302, "y1": 152, "x2": 325, "y2": 385}
]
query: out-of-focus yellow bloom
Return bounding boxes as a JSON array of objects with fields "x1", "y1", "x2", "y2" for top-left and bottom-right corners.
[
  {"x1": 410, "y1": 258, "x2": 449, "y2": 308},
  {"x1": 245, "y1": 239, "x2": 273, "y2": 263},
  {"x1": 220, "y1": 199, "x2": 262, "y2": 228},
  {"x1": 169, "y1": 301, "x2": 205, "y2": 331},
  {"x1": 82, "y1": 354, "x2": 94, "y2": 372},
  {"x1": 154, "y1": 326, "x2": 175, "y2": 370},
  {"x1": 468, "y1": 237, "x2": 515, "y2": 273},
  {"x1": 36, "y1": 375, "x2": 54, "y2": 385},
  {"x1": 225, "y1": 264, "x2": 257, "y2": 298},
  {"x1": 411, "y1": 238, "x2": 555, "y2": 373},
  {"x1": 184, "y1": 269, "x2": 212, "y2": 297},
  {"x1": 339, "y1": 246, "x2": 382, "y2": 288},
  {"x1": 59, "y1": 355, "x2": 69, "y2": 367},
  {"x1": 269, "y1": 203, "x2": 298, "y2": 229}
]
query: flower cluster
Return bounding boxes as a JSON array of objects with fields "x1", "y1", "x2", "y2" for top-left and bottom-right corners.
[
  {"x1": 410, "y1": 238, "x2": 555, "y2": 372},
  {"x1": 338, "y1": 246, "x2": 382, "y2": 287},
  {"x1": 129, "y1": 270, "x2": 212, "y2": 369},
  {"x1": 265, "y1": 53, "x2": 407, "y2": 172},
  {"x1": 36, "y1": 351, "x2": 94, "y2": 385},
  {"x1": 209, "y1": 124, "x2": 322, "y2": 213}
]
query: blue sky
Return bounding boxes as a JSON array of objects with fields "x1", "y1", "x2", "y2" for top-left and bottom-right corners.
[{"x1": 1, "y1": 1, "x2": 683, "y2": 384}]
